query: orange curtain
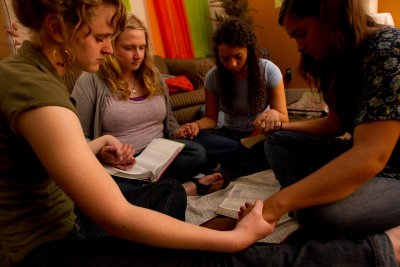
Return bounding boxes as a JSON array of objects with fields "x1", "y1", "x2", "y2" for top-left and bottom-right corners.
[
  {"x1": 152, "y1": 0, "x2": 194, "y2": 58},
  {"x1": 145, "y1": 0, "x2": 165, "y2": 57}
]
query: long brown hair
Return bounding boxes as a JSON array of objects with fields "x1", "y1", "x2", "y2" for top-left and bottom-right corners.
[
  {"x1": 278, "y1": 0, "x2": 378, "y2": 113},
  {"x1": 278, "y1": 0, "x2": 377, "y2": 106}
]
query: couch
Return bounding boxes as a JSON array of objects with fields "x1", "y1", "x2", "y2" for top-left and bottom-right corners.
[
  {"x1": 61, "y1": 56, "x2": 215, "y2": 125},
  {"x1": 153, "y1": 55, "x2": 215, "y2": 124}
]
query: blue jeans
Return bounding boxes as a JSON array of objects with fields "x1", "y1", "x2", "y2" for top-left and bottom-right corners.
[
  {"x1": 17, "y1": 175, "x2": 397, "y2": 266},
  {"x1": 195, "y1": 127, "x2": 269, "y2": 178},
  {"x1": 265, "y1": 131, "x2": 400, "y2": 235},
  {"x1": 17, "y1": 232, "x2": 396, "y2": 266},
  {"x1": 71, "y1": 179, "x2": 187, "y2": 240},
  {"x1": 161, "y1": 138, "x2": 207, "y2": 183}
]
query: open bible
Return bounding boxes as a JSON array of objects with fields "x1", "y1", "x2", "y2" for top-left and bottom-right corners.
[
  {"x1": 104, "y1": 138, "x2": 185, "y2": 182},
  {"x1": 215, "y1": 183, "x2": 291, "y2": 224}
]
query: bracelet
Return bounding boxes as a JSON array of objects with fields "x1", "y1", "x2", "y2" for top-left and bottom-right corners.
[
  {"x1": 193, "y1": 121, "x2": 201, "y2": 128},
  {"x1": 280, "y1": 121, "x2": 283, "y2": 131}
]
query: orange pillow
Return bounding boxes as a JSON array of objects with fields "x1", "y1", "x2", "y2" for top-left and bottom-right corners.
[{"x1": 165, "y1": 75, "x2": 194, "y2": 95}]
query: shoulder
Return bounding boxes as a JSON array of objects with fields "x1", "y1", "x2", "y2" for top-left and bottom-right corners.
[
  {"x1": 365, "y1": 27, "x2": 400, "y2": 57},
  {"x1": 356, "y1": 28, "x2": 400, "y2": 124},
  {"x1": 259, "y1": 58, "x2": 281, "y2": 73},
  {"x1": 205, "y1": 66, "x2": 218, "y2": 81},
  {"x1": 75, "y1": 71, "x2": 101, "y2": 84},
  {"x1": 363, "y1": 27, "x2": 400, "y2": 75},
  {"x1": 72, "y1": 72, "x2": 107, "y2": 97},
  {"x1": 0, "y1": 62, "x2": 73, "y2": 129},
  {"x1": 204, "y1": 66, "x2": 219, "y2": 92},
  {"x1": 259, "y1": 59, "x2": 283, "y2": 87}
]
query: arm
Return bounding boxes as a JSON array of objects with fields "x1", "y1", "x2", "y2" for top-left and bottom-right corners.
[
  {"x1": 173, "y1": 89, "x2": 219, "y2": 139},
  {"x1": 71, "y1": 73, "x2": 98, "y2": 140},
  {"x1": 281, "y1": 109, "x2": 345, "y2": 137},
  {"x1": 253, "y1": 79, "x2": 289, "y2": 134},
  {"x1": 15, "y1": 106, "x2": 274, "y2": 252},
  {"x1": 162, "y1": 84, "x2": 181, "y2": 137},
  {"x1": 261, "y1": 119, "x2": 400, "y2": 223},
  {"x1": 89, "y1": 135, "x2": 135, "y2": 170}
]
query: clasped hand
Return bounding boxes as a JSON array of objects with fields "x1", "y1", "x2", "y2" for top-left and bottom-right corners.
[
  {"x1": 253, "y1": 109, "x2": 282, "y2": 135},
  {"x1": 235, "y1": 200, "x2": 276, "y2": 245},
  {"x1": 98, "y1": 143, "x2": 136, "y2": 170},
  {"x1": 172, "y1": 122, "x2": 200, "y2": 140}
]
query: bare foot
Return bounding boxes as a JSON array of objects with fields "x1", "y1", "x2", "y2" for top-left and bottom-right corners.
[
  {"x1": 183, "y1": 173, "x2": 227, "y2": 196},
  {"x1": 385, "y1": 225, "x2": 400, "y2": 264}
]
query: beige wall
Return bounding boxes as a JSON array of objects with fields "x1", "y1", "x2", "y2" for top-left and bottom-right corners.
[{"x1": 250, "y1": 0, "x2": 400, "y2": 90}]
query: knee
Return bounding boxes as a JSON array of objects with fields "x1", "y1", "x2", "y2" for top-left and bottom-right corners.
[
  {"x1": 158, "y1": 179, "x2": 187, "y2": 205},
  {"x1": 296, "y1": 205, "x2": 360, "y2": 233},
  {"x1": 265, "y1": 131, "x2": 287, "y2": 147},
  {"x1": 264, "y1": 132, "x2": 285, "y2": 159},
  {"x1": 196, "y1": 144, "x2": 207, "y2": 165}
]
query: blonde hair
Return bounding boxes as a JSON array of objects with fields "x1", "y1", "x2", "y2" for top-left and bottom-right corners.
[
  {"x1": 13, "y1": 0, "x2": 126, "y2": 59},
  {"x1": 98, "y1": 13, "x2": 162, "y2": 100}
]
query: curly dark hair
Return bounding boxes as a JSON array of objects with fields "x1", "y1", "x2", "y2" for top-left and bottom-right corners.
[{"x1": 213, "y1": 18, "x2": 266, "y2": 114}]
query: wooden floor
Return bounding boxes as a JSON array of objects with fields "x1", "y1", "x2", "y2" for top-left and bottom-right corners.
[{"x1": 201, "y1": 215, "x2": 236, "y2": 230}]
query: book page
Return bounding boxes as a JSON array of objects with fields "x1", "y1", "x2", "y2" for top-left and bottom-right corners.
[
  {"x1": 104, "y1": 138, "x2": 184, "y2": 182},
  {"x1": 215, "y1": 183, "x2": 291, "y2": 224},
  {"x1": 135, "y1": 138, "x2": 184, "y2": 177}
]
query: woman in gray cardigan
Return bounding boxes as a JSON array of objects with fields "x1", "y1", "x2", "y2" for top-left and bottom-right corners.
[{"x1": 71, "y1": 14, "x2": 228, "y2": 196}]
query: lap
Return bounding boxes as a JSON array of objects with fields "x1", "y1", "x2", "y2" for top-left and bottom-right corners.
[
  {"x1": 19, "y1": 234, "x2": 388, "y2": 267},
  {"x1": 297, "y1": 176, "x2": 400, "y2": 235}
]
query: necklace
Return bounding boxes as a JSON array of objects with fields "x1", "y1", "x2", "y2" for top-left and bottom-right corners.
[
  {"x1": 128, "y1": 77, "x2": 137, "y2": 94},
  {"x1": 129, "y1": 78, "x2": 136, "y2": 93}
]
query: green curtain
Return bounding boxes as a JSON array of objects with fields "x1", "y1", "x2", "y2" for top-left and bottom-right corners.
[
  {"x1": 184, "y1": 0, "x2": 213, "y2": 58},
  {"x1": 123, "y1": 0, "x2": 131, "y2": 11}
]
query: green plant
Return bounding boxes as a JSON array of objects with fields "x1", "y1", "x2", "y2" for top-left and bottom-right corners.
[{"x1": 209, "y1": 0, "x2": 258, "y2": 26}]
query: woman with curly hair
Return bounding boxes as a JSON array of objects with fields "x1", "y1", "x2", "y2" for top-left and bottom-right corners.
[
  {"x1": 176, "y1": 18, "x2": 288, "y2": 178},
  {"x1": 72, "y1": 14, "x2": 228, "y2": 196}
]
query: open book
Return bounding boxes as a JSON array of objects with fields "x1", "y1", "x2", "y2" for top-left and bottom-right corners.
[
  {"x1": 287, "y1": 91, "x2": 328, "y2": 118},
  {"x1": 215, "y1": 183, "x2": 291, "y2": 224},
  {"x1": 104, "y1": 138, "x2": 185, "y2": 182}
]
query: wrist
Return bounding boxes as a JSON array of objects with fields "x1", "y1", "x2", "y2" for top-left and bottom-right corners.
[{"x1": 193, "y1": 121, "x2": 201, "y2": 129}]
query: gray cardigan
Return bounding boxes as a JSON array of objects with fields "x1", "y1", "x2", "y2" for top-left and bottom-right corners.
[{"x1": 71, "y1": 72, "x2": 180, "y2": 141}]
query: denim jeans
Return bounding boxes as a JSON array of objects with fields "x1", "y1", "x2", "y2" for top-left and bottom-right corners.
[
  {"x1": 195, "y1": 127, "x2": 269, "y2": 178},
  {"x1": 265, "y1": 131, "x2": 400, "y2": 235},
  {"x1": 161, "y1": 138, "x2": 207, "y2": 183},
  {"x1": 71, "y1": 178, "x2": 187, "y2": 240},
  {"x1": 17, "y1": 174, "x2": 397, "y2": 266},
  {"x1": 17, "y1": 232, "x2": 396, "y2": 266}
]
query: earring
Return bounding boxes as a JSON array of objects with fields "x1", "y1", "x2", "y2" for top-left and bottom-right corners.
[{"x1": 52, "y1": 48, "x2": 73, "y2": 68}]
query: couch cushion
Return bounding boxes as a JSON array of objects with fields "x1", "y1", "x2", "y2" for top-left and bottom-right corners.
[
  {"x1": 154, "y1": 55, "x2": 170, "y2": 75},
  {"x1": 165, "y1": 75, "x2": 194, "y2": 95},
  {"x1": 164, "y1": 57, "x2": 215, "y2": 89},
  {"x1": 170, "y1": 88, "x2": 205, "y2": 110}
]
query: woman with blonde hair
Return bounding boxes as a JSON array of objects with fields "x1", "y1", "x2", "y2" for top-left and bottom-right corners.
[{"x1": 72, "y1": 14, "x2": 229, "y2": 196}]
